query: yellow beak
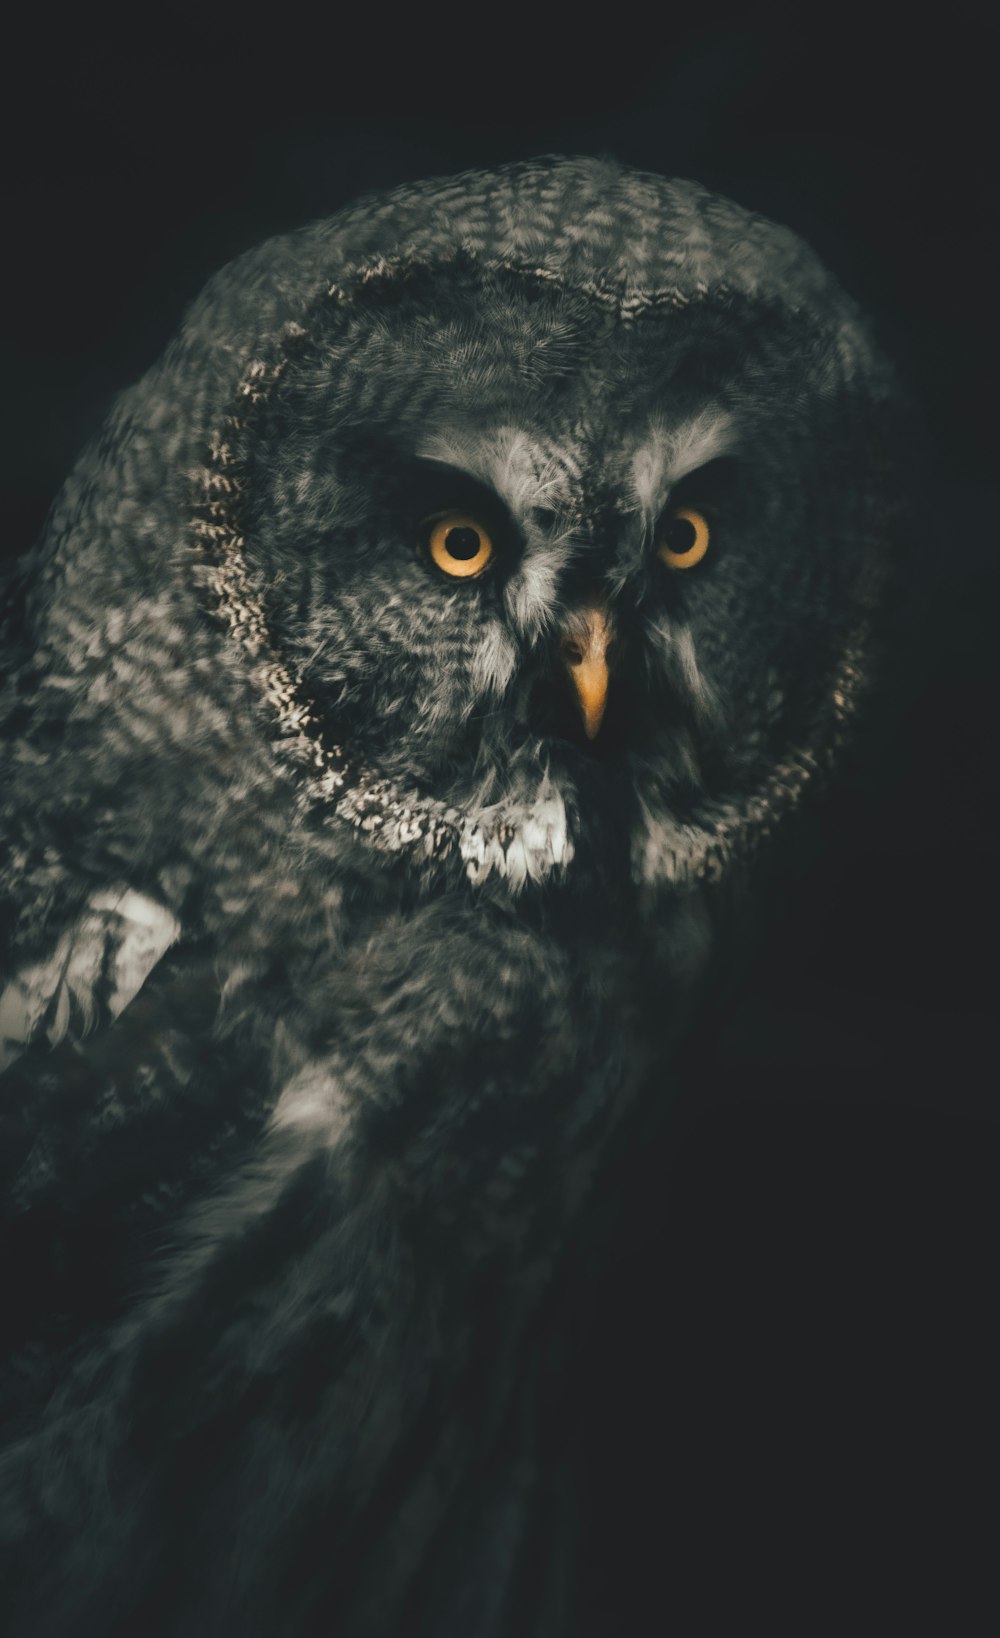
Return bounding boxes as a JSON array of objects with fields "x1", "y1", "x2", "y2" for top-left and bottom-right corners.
[{"x1": 560, "y1": 606, "x2": 612, "y2": 741}]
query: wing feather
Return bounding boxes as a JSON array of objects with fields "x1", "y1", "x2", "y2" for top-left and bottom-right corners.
[{"x1": 0, "y1": 888, "x2": 180, "y2": 1073}]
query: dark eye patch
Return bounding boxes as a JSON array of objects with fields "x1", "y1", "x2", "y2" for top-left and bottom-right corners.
[
  {"x1": 403, "y1": 457, "x2": 519, "y2": 543},
  {"x1": 298, "y1": 436, "x2": 524, "y2": 570},
  {"x1": 664, "y1": 456, "x2": 748, "y2": 525}
]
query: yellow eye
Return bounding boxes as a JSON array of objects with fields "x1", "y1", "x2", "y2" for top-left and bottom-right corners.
[
  {"x1": 658, "y1": 507, "x2": 710, "y2": 570},
  {"x1": 427, "y1": 513, "x2": 495, "y2": 578}
]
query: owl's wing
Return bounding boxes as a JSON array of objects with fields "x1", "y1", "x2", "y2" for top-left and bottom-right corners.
[
  {"x1": 0, "y1": 894, "x2": 272, "y2": 1427},
  {"x1": 0, "y1": 885, "x2": 181, "y2": 1078}
]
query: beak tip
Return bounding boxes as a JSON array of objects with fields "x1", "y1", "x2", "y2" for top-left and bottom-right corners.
[{"x1": 561, "y1": 606, "x2": 612, "y2": 745}]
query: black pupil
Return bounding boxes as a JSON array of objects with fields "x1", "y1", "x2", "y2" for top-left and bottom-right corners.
[
  {"x1": 664, "y1": 515, "x2": 697, "y2": 555},
  {"x1": 445, "y1": 526, "x2": 483, "y2": 561}
]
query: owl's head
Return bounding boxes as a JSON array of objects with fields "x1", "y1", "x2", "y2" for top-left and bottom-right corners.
[{"x1": 190, "y1": 160, "x2": 898, "y2": 893}]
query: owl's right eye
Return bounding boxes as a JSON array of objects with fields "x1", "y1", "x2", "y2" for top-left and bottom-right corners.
[{"x1": 425, "y1": 513, "x2": 496, "y2": 579}]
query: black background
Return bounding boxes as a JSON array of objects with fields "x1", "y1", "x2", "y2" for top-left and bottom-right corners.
[{"x1": 3, "y1": 8, "x2": 997, "y2": 1626}]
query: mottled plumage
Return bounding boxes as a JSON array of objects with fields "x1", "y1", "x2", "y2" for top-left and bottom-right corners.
[{"x1": 0, "y1": 157, "x2": 902, "y2": 1635}]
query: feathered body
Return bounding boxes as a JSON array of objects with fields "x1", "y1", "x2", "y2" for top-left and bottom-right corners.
[{"x1": 0, "y1": 158, "x2": 900, "y2": 1634}]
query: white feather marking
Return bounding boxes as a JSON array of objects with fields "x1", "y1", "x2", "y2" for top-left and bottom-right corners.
[
  {"x1": 503, "y1": 538, "x2": 573, "y2": 639},
  {"x1": 0, "y1": 889, "x2": 180, "y2": 1074},
  {"x1": 88, "y1": 889, "x2": 181, "y2": 1018},
  {"x1": 269, "y1": 1063, "x2": 351, "y2": 1142},
  {"x1": 632, "y1": 410, "x2": 736, "y2": 513},
  {"x1": 459, "y1": 778, "x2": 573, "y2": 888},
  {"x1": 415, "y1": 427, "x2": 569, "y2": 521},
  {"x1": 470, "y1": 621, "x2": 519, "y2": 699},
  {"x1": 672, "y1": 625, "x2": 723, "y2": 727}
]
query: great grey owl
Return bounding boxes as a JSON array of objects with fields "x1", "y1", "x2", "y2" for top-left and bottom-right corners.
[{"x1": 0, "y1": 156, "x2": 901, "y2": 1635}]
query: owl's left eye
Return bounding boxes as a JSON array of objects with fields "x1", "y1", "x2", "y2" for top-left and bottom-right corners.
[
  {"x1": 658, "y1": 508, "x2": 710, "y2": 570},
  {"x1": 426, "y1": 513, "x2": 496, "y2": 579}
]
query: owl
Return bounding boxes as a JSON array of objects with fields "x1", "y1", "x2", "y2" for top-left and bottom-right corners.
[{"x1": 0, "y1": 157, "x2": 901, "y2": 1635}]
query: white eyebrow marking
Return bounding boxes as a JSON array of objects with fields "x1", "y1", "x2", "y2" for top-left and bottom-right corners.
[
  {"x1": 503, "y1": 534, "x2": 575, "y2": 640},
  {"x1": 631, "y1": 409, "x2": 736, "y2": 516},
  {"x1": 414, "y1": 427, "x2": 572, "y2": 522}
]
